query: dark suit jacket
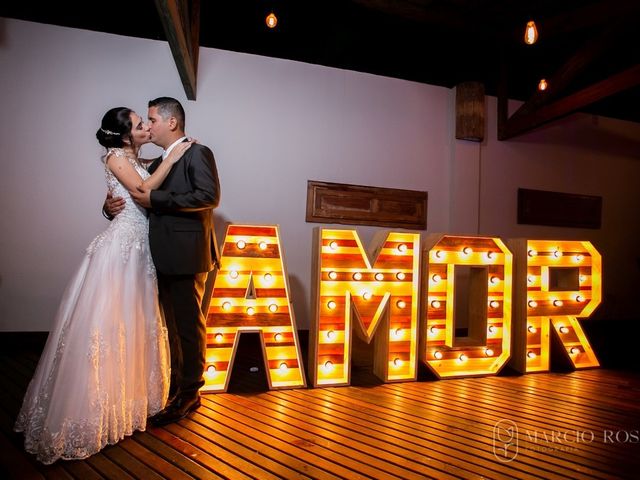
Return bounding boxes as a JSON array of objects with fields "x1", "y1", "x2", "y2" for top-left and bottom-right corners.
[{"x1": 147, "y1": 142, "x2": 220, "y2": 275}]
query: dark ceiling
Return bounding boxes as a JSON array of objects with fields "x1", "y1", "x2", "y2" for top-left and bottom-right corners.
[{"x1": 2, "y1": 0, "x2": 640, "y2": 124}]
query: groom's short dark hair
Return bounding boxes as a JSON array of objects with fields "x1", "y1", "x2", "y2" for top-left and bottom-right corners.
[{"x1": 149, "y1": 96, "x2": 185, "y2": 131}]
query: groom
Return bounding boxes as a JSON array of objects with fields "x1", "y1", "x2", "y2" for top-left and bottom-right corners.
[{"x1": 106, "y1": 97, "x2": 220, "y2": 425}]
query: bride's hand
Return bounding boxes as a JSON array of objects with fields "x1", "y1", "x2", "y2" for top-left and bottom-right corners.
[{"x1": 165, "y1": 139, "x2": 195, "y2": 165}]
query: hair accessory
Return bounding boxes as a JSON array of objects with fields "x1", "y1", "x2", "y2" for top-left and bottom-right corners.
[{"x1": 100, "y1": 127, "x2": 120, "y2": 136}]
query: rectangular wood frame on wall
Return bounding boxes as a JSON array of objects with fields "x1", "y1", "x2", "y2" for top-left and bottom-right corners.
[
  {"x1": 517, "y1": 188, "x2": 602, "y2": 229},
  {"x1": 306, "y1": 180, "x2": 428, "y2": 230}
]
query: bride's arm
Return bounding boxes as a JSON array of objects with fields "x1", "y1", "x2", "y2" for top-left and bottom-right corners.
[
  {"x1": 106, "y1": 142, "x2": 193, "y2": 195},
  {"x1": 138, "y1": 138, "x2": 195, "y2": 166},
  {"x1": 140, "y1": 141, "x2": 193, "y2": 190}
]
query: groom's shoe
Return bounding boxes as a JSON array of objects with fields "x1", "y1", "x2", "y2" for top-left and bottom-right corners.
[{"x1": 149, "y1": 392, "x2": 201, "y2": 427}]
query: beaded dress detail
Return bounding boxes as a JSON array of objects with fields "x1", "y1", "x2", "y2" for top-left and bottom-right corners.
[{"x1": 14, "y1": 148, "x2": 170, "y2": 464}]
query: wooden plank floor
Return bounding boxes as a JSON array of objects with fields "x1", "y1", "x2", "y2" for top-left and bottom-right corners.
[{"x1": 1, "y1": 332, "x2": 640, "y2": 479}]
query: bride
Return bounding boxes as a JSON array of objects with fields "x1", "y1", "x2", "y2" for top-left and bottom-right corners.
[{"x1": 14, "y1": 106, "x2": 192, "y2": 464}]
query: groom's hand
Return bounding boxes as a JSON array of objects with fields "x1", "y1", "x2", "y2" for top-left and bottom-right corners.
[
  {"x1": 131, "y1": 185, "x2": 152, "y2": 208},
  {"x1": 103, "y1": 192, "x2": 125, "y2": 219}
]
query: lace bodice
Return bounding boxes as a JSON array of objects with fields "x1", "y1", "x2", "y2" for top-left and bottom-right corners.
[
  {"x1": 86, "y1": 148, "x2": 152, "y2": 266},
  {"x1": 104, "y1": 148, "x2": 150, "y2": 225}
]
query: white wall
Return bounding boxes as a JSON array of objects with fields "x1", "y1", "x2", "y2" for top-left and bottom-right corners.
[{"x1": 1, "y1": 18, "x2": 639, "y2": 331}]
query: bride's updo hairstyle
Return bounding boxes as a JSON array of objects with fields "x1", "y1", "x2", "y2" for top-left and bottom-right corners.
[{"x1": 96, "y1": 107, "x2": 133, "y2": 148}]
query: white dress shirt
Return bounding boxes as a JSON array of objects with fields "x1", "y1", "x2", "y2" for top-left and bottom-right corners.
[{"x1": 162, "y1": 136, "x2": 188, "y2": 160}]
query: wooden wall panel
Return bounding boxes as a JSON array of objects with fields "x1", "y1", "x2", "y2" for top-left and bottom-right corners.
[
  {"x1": 306, "y1": 180, "x2": 427, "y2": 229},
  {"x1": 517, "y1": 188, "x2": 602, "y2": 229}
]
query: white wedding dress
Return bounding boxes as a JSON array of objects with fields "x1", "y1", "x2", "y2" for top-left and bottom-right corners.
[{"x1": 15, "y1": 148, "x2": 170, "y2": 464}]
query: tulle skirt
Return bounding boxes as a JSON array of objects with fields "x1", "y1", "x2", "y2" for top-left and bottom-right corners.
[{"x1": 14, "y1": 218, "x2": 170, "y2": 464}]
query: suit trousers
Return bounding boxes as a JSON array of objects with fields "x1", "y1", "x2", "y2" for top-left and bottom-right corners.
[{"x1": 157, "y1": 271, "x2": 209, "y2": 397}]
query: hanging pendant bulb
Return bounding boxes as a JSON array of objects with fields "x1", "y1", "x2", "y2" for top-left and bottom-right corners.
[
  {"x1": 266, "y1": 12, "x2": 278, "y2": 29},
  {"x1": 524, "y1": 20, "x2": 538, "y2": 45},
  {"x1": 538, "y1": 78, "x2": 548, "y2": 91}
]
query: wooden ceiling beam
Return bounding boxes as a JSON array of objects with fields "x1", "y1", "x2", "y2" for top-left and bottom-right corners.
[
  {"x1": 511, "y1": 1, "x2": 640, "y2": 40},
  {"x1": 498, "y1": 14, "x2": 638, "y2": 140},
  {"x1": 509, "y1": 22, "x2": 626, "y2": 121},
  {"x1": 154, "y1": 0, "x2": 200, "y2": 100},
  {"x1": 499, "y1": 64, "x2": 640, "y2": 140}
]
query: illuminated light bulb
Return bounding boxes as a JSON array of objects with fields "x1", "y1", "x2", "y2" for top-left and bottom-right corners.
[
  {"x1": 236, "y1": 240, "x2": 246, "y2": 249},
  {"x1": 268, "y1": 303, "x2": 278, "y2": 313},
  {"x1": 462, "y1": 246, "x2": 472, "y2": 255},
  {"x1": 528, "y1": 300, "x2": 538, "y2": 308},
  {"x1": 352, "y1": 272, "x2": 362, "y2": 281},
  {"x1": 397, "y1": 243, "x2": 408, "y2": 253},
  {"x1": 393, "y1": 358, "x2": 403, "y2": 367},
  {"x1": 393, "y1": 328, "x2": 403, "y2": 338},
  {"x1": 206, "y1": 365, "x2": 216, "y2": 375},
  {"x1": 326, "y1": 330, "x2": 335, "y2": 340},
  {"x1": 538, "y1": 78, "x2": 548, "y2": 91},
  {"x1": 485, "y1": 348, "x2": 494, "y2": 357},
  {"x1": 431, "y1": 273, "x2": 442, "y2": 283},
  {"x1": 528, "y1": 249, "x2": 538, "y2": 257},
  {"x1": 431, "y1": 300, "x2": 441, "y2": 309},
  {"x1": 527, "y1": 351, "x2": 537, "y2": 359},
  {"x1": 279, "y1": 362, "x2": 288, "y2": 371},
  {"x1": 434, "y1": 350, "x2": 443, "y2": 360},
  {"x1": 259, "y1": 241, "x2": 268, "y2": 250},
  {"x1": 485, "y1": 251, "x2": 495, "y2": 260},
  {"x1": 459, "y1": 353, "x2": 468, "y2": 362},
  {"x1": 274, "y1": 332, "x2": 283, "y2": 342},
  {"x1": 263, "y1": 273, "x2": 274, "y2": 284},
  {"x1": 215, "y1": 333, "x2": 224, "y2": 342},
  {"x1": 559, "y1": 326, "x2": 569, "y2": 334},
  {"x1": 328, "y1": 271, "x2": 338, "y2": 280},
  {"x1": 524, "y1": 20, "x2": 538, "y2": 45},
  {"x1": 396, "y1": 272, "x2": 406, "y2": 281},
  {"x1": 229, "y1": 270, "x2": 239, "y2": 279},
  {"x1": 552, "y1": 249, "x2": 562, "y2": 258},
  {"x1": 221, "y1": 301, "x2": 232, "y2": 311},
  {"x1": 374, "y1": 272, "x2": 384, "y2": 281},
  {"x1": 266, "y1": 12, "x2": 278, "y2": 29},
  {"x1": 553, "y1": 299, "x2": 563, "y2": 307},
  {"x1": 434, "y1": 250, "x2": 444, "y2": 259},
  {"x1": 246, "y1": 306, "x2": 255, "y2": 316},
  {"x1": 396, "y1": 300, "x2": 407, "y2": 309},
  {"x1": 574, "y1": 254, "x2": 584, "y2": 262},
  {"x1": 489, "y1": 300, "x2": 500, "y2": 309},
  {"x1": 327, "y1": 300, "x2": 337, "y2": 310},
  {"x1": 575, "y1": 295, "x2": 584, "y2": 303},
  {"x1": 528, "y1": 325, "x2": 537, "y2": 334},
  {"x1": 488, "y1": 325, "x2": 496, "y2": 334},
  {"x1": 489, "y1": 276, "x2": 500, "y2": 285},
  {"x1": 329, "y1": 241, "x2": 338, "y2": 250},
  {"x1": 579, "y1": 275, "x2": 586, "y2": 283},
  {"x1": 323, "y1": 360, "x2": 334, "y2": 371},
  {"x1": 429, "y1": 326, "x2": 439, "y2": 335},
  {"x1": 362, "y1": 291, "x2": 372, "y2": 301},
  {"x1": 527, "y1": 275, "x2": 535, "y2": 284},
  {"x1": 570, "y1": 347, "x2": 580, "y2": 355}
]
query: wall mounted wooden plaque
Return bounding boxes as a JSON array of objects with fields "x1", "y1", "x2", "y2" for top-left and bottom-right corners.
[
  {"x1": 306, "y1": 180, "x2": 427, "y2": 229},
  {"x1": 517, "y1": 188, "x2": 602, "y2": 229}
]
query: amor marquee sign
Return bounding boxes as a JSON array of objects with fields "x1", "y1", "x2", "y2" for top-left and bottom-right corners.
[{"x1": 203, "y1": 225, "x2": 601, "y2": 393}]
